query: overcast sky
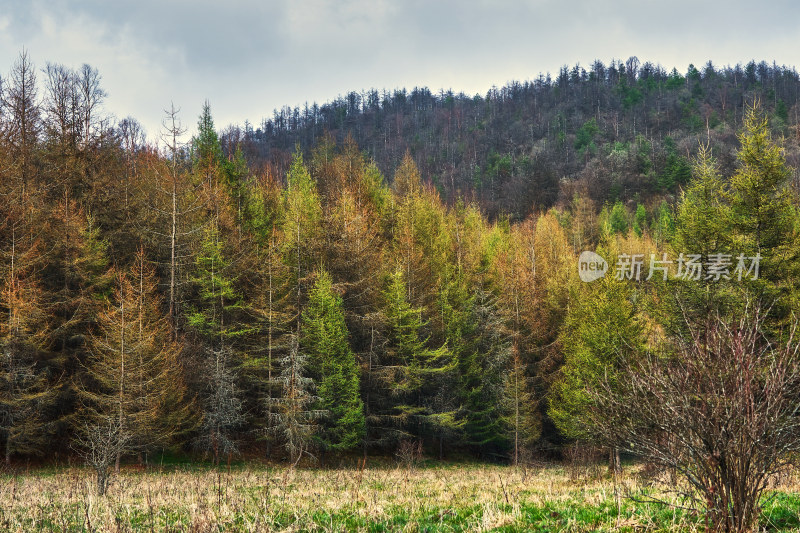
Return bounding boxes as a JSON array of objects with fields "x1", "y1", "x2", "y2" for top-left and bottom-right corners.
[{"x1": 2, "y1": 0, "x2": 799, "y2": 143}]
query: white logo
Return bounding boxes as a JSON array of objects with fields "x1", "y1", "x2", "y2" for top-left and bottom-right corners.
[{"x1": 579, "y1": 251, "x2": 608, "y2": 282}]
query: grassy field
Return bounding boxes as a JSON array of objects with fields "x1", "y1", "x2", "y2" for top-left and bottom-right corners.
[{"x1": 1, "y1": 461, "x2": 799, "y2": 532}]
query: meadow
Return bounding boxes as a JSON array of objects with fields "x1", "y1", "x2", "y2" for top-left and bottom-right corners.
[{"x1": 1, "y1": 460, "x2": 800, "y2": 532}]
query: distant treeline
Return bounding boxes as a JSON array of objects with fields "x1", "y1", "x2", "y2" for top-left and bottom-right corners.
[{"x1": 228, "y1": 57, "x2": 800, "y2": 220}]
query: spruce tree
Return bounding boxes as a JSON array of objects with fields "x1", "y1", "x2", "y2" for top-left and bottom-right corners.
[
  {"x1": 726, "y1": 103, "x2": 797, "y2": 319},
  {"x1": 458, "y1": 287, "x2": 511, "y2": 455},
  {"x1": 380, "y1": 269, "x2": 449, "y2": 444},
  {"x1": 548, "y1": 268, "x2": 643, "y2": 442},
  {"x1": 301, "y1": 269, "x2": 365, "y2": 454},
  {"x1": 188, "y1": 226, "x2": 246, "y2": 464}
]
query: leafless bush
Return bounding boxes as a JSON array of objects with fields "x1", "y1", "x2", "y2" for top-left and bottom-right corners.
[
  {"x1": 588, "y1": 306, "x2": 800, "y2": 532},
  {"x1": 395, "y1": 440, "x2": 423, "y2": 469},
  {"x1": 74, "y1": 417, "x2": 130, "y2": 496},
  {"x1": 563, "y1": 442, "x2": 605, "y2": 481}
]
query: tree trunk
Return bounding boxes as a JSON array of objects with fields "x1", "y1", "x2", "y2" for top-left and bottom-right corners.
[
  {"x1": 96, "y1": 466, "x2": 109, "y2": 496},
  {"x1": 608, "y1": 447, "x2": 621, "y2": 474}
]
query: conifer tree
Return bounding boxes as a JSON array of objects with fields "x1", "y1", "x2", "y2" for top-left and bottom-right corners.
[
  {"x1": 243, "y1": 181, "x2": 293, "y2": 455},
  {"x1": 379, "y1": 269, "x2": 450, "y2": 444},
  {"x1": 301, "y1": 269, "x2": 365, "y2": 454},
  {"x1": 0, "y1": 244, "x2": 53, "y2": 463},
  {"x1": 0, "y1": 174, "x2": 56, "y2": 463},
  {"x1": 78, "y1": 249, "x2": 189, "y2": 474},
  {"x1": 392, "y1": 153, "x2": 428, "y2": 305},
  {"x1": 268, "y1": 334, "x2": 319, "y2": 464},
  {"x1": 147, "y1": 105, "x2": 204, "y2": 338},
  {"x1": 192, "y1": 100, "x2": 223, "y2": 186},
  {"x1": 44, "y1": 196, "x2": 111, "y2": 358},
  {"x1": 502, "y1": 347, "x2": 540, "y2": 465},
  {"x1": 2, "y1": 50, "x2": 41, "y2": 197},
  {"x1": 188, "y1": 226, "x2": 246, "y2": 464},
  {"x1": 548, "y1": 270, "x2": 643, "y2": 451},
  {"x1": 669, "y1": 145, "x2": 737, "y2": 333},
  {"x1": 726, "y1": 103, "x2": 797, "y2": 318},
  {"x1": 458, "y1": 287, "x2": 511, "y2": 455},
  {"x1": 282, "y1": 150, "x2": 322, "y2": 332}
]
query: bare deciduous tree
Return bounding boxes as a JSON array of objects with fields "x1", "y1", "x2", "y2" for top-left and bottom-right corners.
[{"x1": 2, "y1": 50, "x2": 40, "y2": 196}]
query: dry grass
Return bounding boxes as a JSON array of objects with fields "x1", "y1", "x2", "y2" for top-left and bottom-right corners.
[{"x1": 0, "y1": 461, "x2": 798, "y2": 531}]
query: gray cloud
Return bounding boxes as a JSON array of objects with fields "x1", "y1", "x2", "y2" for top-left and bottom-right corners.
[{"x1": 1, "y1": 0, "x2": 799, "y2": 142}]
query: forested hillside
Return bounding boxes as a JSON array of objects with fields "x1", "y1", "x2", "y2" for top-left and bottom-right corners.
[
  {"x1": 0, "y1": 50, "x2": 799, "y2": 475},
  {"x1": 234, "y1": 57, "x2": 800, "y2": 220}
]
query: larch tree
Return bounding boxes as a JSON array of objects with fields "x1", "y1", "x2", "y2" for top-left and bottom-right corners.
[
  {"x1": 77, "y1": 249, "x2": 188, "y2": 484},
  {"x1": 0, "y1": 136, "x2": 56, "y2": 463},
  {"x1": 241, "y1": 178, "x2": 293, "y2": 457},
  {"x1": 150, "y1": 104, "x2": 205, "y2": 339},
  {"x1": 0, "y1": 229, "x2": 54, "y2": 463},
  {"x1": 391, "y1": 152, "x2": 429, "y2": 306},
  {"x1": 43, "y1": 196, "x2": 111, "y2": 368},
  {"x1": 502, "y1": 346, "x2": 541, "y2": 466},
  {"x1": 281, "y1": 149, "x2": 322, "y2": 333},
  {"x1": 322, "y1": 183, "x2": 386, "y2": 453}
]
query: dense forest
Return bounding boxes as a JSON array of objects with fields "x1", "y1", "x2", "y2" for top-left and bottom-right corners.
[{"x1": 1, "y1": 50, "x2": 799, "y2": 480}]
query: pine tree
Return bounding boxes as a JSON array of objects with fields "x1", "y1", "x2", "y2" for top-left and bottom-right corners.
[{"x1": 301, "y1": 269, "x2": 365, "y2": 454}]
